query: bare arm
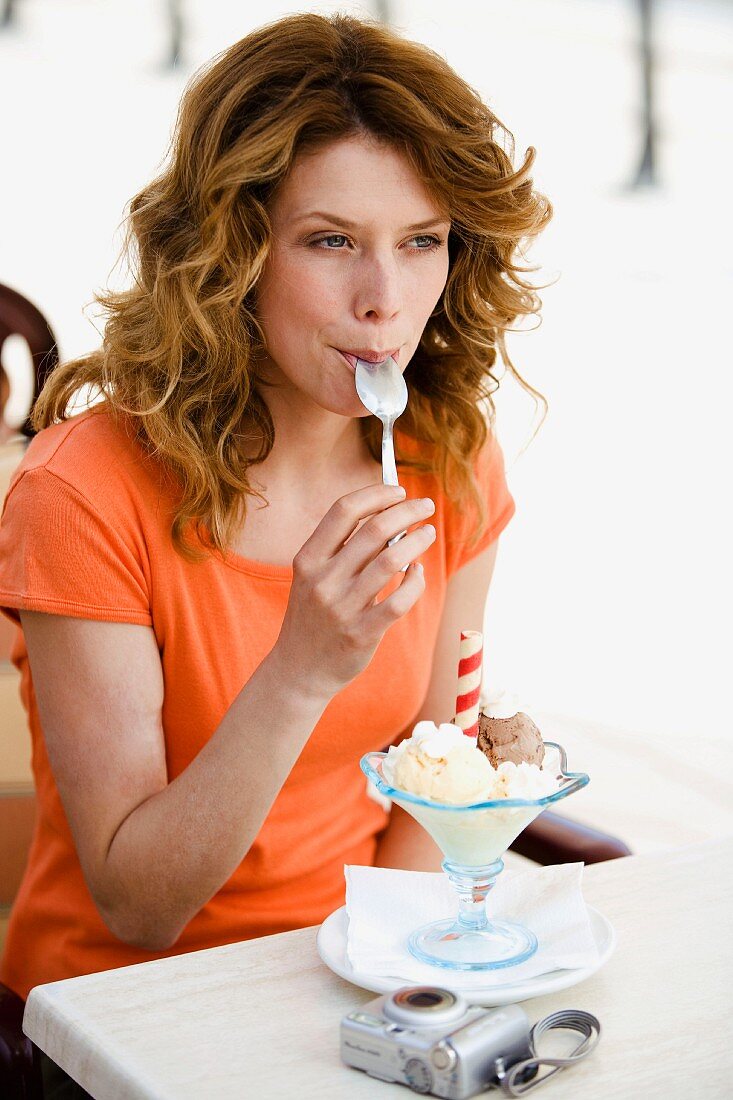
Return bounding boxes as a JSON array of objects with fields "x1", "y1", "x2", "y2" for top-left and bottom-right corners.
[
  {"x1": 374, "y1": 540, "x2": 499, "y2": 871},
  {"x1": 22, "y1": 483, "x2": 436, "y2": 951}
]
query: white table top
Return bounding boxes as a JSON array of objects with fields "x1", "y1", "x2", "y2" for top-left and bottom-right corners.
[{"x1": 24, "y1": 837, "x2": 733, "y2": 1099}]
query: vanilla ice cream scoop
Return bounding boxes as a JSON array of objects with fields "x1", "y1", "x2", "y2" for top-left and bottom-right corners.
[{"x1": 382, "y1": 722, "x2": 495, "y2": 804}]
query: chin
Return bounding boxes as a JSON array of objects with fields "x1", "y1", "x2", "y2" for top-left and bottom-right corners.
[
  {"x1": 316, "y1": 380, "x2": 371, "y2": 419},
  {"x1": 330, "y1": 400, "x2": 372, "y2": 420}
]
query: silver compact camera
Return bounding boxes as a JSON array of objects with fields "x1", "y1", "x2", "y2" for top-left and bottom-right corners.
[{"x1": 341, "y1": 986, "x2": 537, "y2": 1098}]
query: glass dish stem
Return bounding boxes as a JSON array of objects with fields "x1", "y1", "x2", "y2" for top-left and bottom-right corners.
[{"x1": 449, "y1": 858, "x2": 504, "y2": 932}]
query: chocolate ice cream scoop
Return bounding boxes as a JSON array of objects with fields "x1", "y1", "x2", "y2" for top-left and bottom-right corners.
[{"x1": 477, "y1": 710, "x2": 544, "y2": 768}]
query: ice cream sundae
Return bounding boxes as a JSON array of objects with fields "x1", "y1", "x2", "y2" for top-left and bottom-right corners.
[{"x1": 360, "y1": 628, "x2": 590, "y2": 969}]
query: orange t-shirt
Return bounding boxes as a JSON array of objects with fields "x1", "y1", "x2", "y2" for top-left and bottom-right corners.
[{"x1": 0, "y1": 408, "x2": 514, "y2": 999}]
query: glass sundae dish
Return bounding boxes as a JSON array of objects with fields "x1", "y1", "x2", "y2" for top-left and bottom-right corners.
[{"x1": 361, "y1": 736, "x2": 589, "y2": 972}]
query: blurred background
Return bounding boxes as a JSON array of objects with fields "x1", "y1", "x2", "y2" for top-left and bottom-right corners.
[{"x1": 1, "y1": 1, "x2": 731, "y2": 832}]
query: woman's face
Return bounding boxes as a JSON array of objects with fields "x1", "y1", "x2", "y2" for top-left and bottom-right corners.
[{"x1": 254, "y1": 133, "x2": 451, "y2": 419}]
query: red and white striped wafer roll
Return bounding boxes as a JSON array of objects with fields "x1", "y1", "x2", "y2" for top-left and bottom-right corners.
[{"x1": 454, "y1": 630, "x2": 483, "y2": 737}]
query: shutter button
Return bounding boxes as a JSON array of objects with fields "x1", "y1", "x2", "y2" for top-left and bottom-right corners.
[{"x1": 431, "y1": 1042, "x2": 456, "y2": 1071}]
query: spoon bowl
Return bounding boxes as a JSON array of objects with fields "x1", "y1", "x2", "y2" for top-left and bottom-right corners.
[
  {"x1": 355, "y1": 355, "x2": 409, "y2": 551},
  {"x1": 355, "y1": 355, "x2": 408, "y2": 428}
]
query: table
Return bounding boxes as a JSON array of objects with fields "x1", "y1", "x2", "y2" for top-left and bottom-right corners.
[{"x1": 24, "y1": 838, "x2": 733, "y2": 1099}]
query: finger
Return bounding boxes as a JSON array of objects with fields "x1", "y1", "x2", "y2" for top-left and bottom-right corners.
[
  {"x1": 363, "y1": 561, "x2": 426, "y2": 635},
  {"x1": 331, "y1": 496, "x2": 436, "y2": 579},
  {"x1": 348, "y1": 523, "x2": 436, "y2": 609},
  {"x1": 296, "y1": 483, "x2": 407, "y2": 566}
]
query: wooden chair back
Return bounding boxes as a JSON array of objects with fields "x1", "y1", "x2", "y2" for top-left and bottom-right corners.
[{"x1": 0, "y1": 281, "x2": 59, "y2": 438}]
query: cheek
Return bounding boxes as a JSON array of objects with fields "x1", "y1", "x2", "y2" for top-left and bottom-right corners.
[
  {"x1": 433, "y1": 253, "x2": 451, "y2": 302},
  {"x1": 303, "y1": 258, "x2": 346, "y2": 316},
  {"x1": 260, "y1": 252, "x2": 342, "y2": 333},
  {"x1": 410, "y1": 257, "x2": 449, "y2": 321}
]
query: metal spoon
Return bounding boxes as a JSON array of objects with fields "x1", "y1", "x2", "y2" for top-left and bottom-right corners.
[{"x1": 355, "y1": 355, "x2": 408, "y2": 549}]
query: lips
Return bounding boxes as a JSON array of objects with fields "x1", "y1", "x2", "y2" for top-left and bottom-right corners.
[{"x1": 337, "y1": 348, "x2": 400, "y2": 370}]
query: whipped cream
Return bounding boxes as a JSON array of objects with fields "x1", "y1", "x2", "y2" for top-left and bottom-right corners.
[
  {"x1": 492, "y1": 760, "x2": 559, "y2": 800},
  {"x1": 480, "y1": 689, "x2": 521, "y2": 720}
]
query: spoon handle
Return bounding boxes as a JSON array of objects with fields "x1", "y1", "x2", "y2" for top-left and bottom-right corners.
[
  {"x1": 382, "y1": 419, "x2": 407, "y2": 556},
  {"x1": 381, "y1": 417, "x2": 399, "y2": 488}
]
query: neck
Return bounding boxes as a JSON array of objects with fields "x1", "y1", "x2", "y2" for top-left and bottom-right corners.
[{"x1": 245, "y1": 390, "x2": 375, "y2": 492}]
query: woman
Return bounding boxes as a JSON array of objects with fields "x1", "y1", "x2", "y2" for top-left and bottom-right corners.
[{"x1": 0, "y1": 11, "x2": 550, "y2": 1087}]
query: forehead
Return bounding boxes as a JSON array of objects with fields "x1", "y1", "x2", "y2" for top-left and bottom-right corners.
[{"x1": 271, "y1": 134, "x2": 447, "y2": 224}]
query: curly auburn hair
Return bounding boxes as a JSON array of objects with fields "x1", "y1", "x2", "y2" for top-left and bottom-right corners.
[{"x1": 34, "y1": 12, "x2": 552, "y2": 558}]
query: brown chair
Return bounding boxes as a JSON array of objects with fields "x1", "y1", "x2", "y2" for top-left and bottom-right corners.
[
  {"x1": 511, "y1": 812, "x2": 631, "y2": 864},
  {"x1": 0, "y1": 282, "x2": 59, "y2": 439}
]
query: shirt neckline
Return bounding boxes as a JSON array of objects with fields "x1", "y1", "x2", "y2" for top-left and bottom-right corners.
[
  {"x1": 220, "y1": 550, "x2": 294, "y2": 580},
  {"x1": 217, "y1": 436, "x2": 430, "y2": 580}
]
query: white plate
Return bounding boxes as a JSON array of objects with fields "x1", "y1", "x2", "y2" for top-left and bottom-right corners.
[{"x1": 316, "y1": 905, "x2": 615, "y2": 1007}]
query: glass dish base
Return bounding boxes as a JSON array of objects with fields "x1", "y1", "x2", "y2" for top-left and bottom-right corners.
[{"x1": 408, "y1": 917, "x2": 538, "y2": 971}]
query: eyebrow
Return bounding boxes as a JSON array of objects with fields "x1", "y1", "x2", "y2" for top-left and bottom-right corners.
[{"x1": 293, "y1": 212, "x2": 450, "y2": 232}]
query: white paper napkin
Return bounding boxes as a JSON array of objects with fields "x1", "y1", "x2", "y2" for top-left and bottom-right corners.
[{"x1": 345, "y1": 863, "x2": 599, "y2": 990}]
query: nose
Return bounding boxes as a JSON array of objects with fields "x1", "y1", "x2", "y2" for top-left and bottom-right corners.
[{"x1": 352, "y1": 253, "x2": 402, "y2": 322}]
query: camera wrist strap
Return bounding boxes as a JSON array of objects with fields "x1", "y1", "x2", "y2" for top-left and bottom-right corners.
[{"x1": 498, "y1": 1009, "x2": 601, "y2": 1096}]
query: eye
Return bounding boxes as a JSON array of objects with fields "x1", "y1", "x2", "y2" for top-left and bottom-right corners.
[
  {"x1": 407, "y1": 235, "x2": 444, "y2": 253},
  {"x1": 311, "y1": 234, "x2": 350, "y2": 249}
]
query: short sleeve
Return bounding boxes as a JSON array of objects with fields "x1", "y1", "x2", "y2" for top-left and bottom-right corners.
[
  {"x1": 0, "y1": 466, "x2": 152, "y2": 626},
  {"x1": 443, "y1": 431, "x2": 515, "y2": 576}
]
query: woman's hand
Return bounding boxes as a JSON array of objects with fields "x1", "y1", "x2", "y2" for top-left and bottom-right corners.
[{"x1": 275, "y1": 483, "x2": 436, "y2": 698}]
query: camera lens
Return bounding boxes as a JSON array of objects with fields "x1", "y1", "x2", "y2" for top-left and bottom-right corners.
[
  {"x1": 394, "y1": 988, "x2": 455, "y2": 1014},
  {"x1": 406, "y1": 991, "x2": 445, "y2": 1009},
  {"x1": 384, "y1": 987, "x2": 468, "y2": 1028}
]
